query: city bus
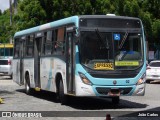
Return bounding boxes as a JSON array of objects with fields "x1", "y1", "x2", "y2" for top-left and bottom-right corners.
[
  {"x1": 13, "y1": 15, "x2": 146, "y2": 104},
  {"x1": 0, "y1": 43, "x2": 13, "y2": 78}
]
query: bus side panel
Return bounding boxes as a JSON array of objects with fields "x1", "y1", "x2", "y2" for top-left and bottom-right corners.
[
  {"x1": 23, "y1": 58, "x2": 34, "y2": 88},
  {"x1": 40, "y1": 57, "x2": 66, "y2": 93},
  {"x1": 12, "y1": 59, "x2": 20, "y2": 85},
  {"x1": 40, "y1": 57, "x2": 53, "y2": 91}
]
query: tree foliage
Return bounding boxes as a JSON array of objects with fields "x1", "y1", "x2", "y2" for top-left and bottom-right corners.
[
  {"x1": 0, "y1": 0, "x2": 160, "y2": 44},
  {"x1": 14, "y1": 0, "x2": 46, "y2": 30}
]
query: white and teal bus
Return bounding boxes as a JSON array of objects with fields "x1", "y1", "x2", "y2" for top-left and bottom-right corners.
[{"x1": 13, "y1": 15, "x2": 146, "y2": 104}]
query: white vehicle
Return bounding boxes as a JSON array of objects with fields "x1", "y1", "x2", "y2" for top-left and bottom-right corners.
[
  {"x1": 13, "y1": 15, "x2": 146, "y2": 105},
  {"x1": 146, "y1": 60, "x2": 160, "y2": 82},
  {"x1": 0, "y1": 44, "x2": 13, "y2": 78}
]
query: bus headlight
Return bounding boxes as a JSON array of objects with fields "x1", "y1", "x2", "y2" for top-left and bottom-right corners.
[
  {"x1": 79, "y1": 72, "x2": 92, "y2": 85},
  {"x1": 137, "y1": 73, "x2": 146, "y2": 85}
]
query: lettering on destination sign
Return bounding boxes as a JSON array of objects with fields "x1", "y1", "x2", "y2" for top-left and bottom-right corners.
[
  {"x1": 115, "y1": 61, "x2": 139, "y2": 66},
  {"x1": 94, "y1": 63, "x2": 114, "y2": 70}
]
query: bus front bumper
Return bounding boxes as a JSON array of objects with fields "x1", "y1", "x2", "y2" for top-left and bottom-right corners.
[
  {"x1": 94, "y1": 83, "x2": 145, "y2": 96},
  {"x1": 76, "y1": 81, "x2": 145, "y2": 96}
]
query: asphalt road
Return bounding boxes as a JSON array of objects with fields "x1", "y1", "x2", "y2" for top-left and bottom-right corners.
[{"x1": 0, "y1": 76, "x2": 160, "y2": 120}]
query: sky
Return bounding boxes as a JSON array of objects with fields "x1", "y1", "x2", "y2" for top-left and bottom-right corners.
[{"x1": 0, "y1": 0, "x2": 10, "y2": 12}]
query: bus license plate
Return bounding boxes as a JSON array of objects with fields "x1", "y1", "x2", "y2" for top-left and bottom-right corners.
[{"x1": 94, "y1": 63, "x2": 114, "y2": 70}]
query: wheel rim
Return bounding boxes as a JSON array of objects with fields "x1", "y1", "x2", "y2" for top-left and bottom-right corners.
[
  {"x1": 25, "y1": 82, "x2": 29, "y2": 93},
  {"x1": 25, "y1": 74, "x2": 30, "y2": 94}
]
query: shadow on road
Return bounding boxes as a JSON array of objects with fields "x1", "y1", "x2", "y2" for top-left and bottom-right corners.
[
  {"x1": 0, "y1": 90, "x2": 15, "y2": 95},
  {"x1": 16, "y1": 88, "x2": 147, "y2": 110},
  {"x1": 65, "y1": 97, "x2": 147, "y2": 110},
  {"x1": 146, "y1": 80, "x2": 160, "y2": 84}
]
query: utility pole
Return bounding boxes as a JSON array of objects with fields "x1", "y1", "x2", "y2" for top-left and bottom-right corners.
[
  {"x1": 9, "y1": 0, "x2": 12, "y2": 43},
  {"x1": 9, "y1": 0, "x2": 12, "y2": 26}
]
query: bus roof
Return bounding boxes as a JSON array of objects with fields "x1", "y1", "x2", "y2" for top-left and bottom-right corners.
[
  {"x1": 14, "y1": 16, "x2": 79, "y2": 38},
  {"x1": 14, "y1": 15, "x2": 141, "y2": 38},
  {"x1": 78, "y1": 15, "x2": 141, "y2": 20}
]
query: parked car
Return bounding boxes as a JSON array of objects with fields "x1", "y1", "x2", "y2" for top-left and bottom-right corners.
[
  {"x1": 0, "y1": 58, "x2": 12, "y2": 79},
  {"x1": 146, "y1": 60, "x2": 160, "y2": 83}
]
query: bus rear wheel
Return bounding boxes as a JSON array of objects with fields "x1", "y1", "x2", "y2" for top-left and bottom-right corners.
[
  {"x1": 59, "y1": 80, "x2": 68, "y2": 105},
  {"x1": 112, "y1": 97, "x2": 120, "y2": 104}
]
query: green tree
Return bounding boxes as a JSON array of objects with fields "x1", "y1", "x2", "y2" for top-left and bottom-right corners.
[
  {"x1": 0, "y1": 0, "x2": 160, "y2": 45},
  {"x1": 131, "y1": 1, "x2": 140, "y2": 17},
  {"x1": 123, "y1": 1, "x2": 132, "y2": 16},
  {"x1": 140, "y1": 12, "x2": 152, "y2": 41},
  {"x1": 14, "y1": 0, "x2": 46, "y2": 30},
  {"x1": 39, "y1": 0, "x2": 54, "y2": 22},
  {"x1": 0, "y1": 10, "x2": 11, "y2": 43},
  {"x1": 142, "y1": 0, "x2": 160, "y2": 19},
  {"x1": 152, "y1": 20, "x2": 160, "y2": 43}
]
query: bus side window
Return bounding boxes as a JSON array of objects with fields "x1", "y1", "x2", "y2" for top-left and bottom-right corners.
[
  {"x1": 54, "y1": 27, "x2": 66, "y2": 55},
  {"x1": 43, "y1": 32, "x2": 47, "y2": 55},
  {"x1": 23, "y1": 39, "x2": 26, "y2": 57},
  {"x1": 53, "y1": 29, "x2": 58, "y2": 53},
  {"x1": 51, "y1": 30, "x2": 55, "y2": 54},
  {"x1": 14, "y1": 38, "x2": 20, "y2": 58},
  {"x1": 44, "y1": 31, "x2": 53, "y2": 55},
  {"x1": 26, "y1": 35, "x2": 34, "y2": 57}
]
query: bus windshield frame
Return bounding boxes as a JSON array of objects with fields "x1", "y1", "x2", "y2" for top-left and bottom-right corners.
[{"x1": 78, "y1": 18, "x2": 144, "y2": 71}]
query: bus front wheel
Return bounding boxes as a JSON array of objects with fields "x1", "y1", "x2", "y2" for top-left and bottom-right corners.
[
  {"x1": 112, "y1": 97, "x2": 120, "y2": 104},
  {"x1": 59, "y1": 80, "x2": 68, "y2": 105}
]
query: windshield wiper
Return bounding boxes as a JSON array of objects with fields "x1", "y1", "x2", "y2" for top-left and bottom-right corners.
[
  {"x1": 95, "y1": 28, "x2": 110, "y2": 61},
  {"x1": 95, "y1": 29, "x2": 105, "y2": 48},
  {"x1": 95, "y1": 28, "x2": 109, "y2": 50},
  {"x1": 119, "y1": 31, "x2": 128, "y2": 49}
]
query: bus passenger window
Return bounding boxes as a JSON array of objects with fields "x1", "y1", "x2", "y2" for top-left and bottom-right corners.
[
  {"x1": 54, "y1": 27, "x2": 66, "y2": 55},
  {"x1": 14, "y1": 39, "x2": 20, "y2": 58},
  {"x1": 14, "y1": 48, "x2": 19, "y2": 57},
  {"x1": 26, "y1": 35, "x2": 34, "y2": 57},
  {"x1": 44, "y1": 31, "x2": 53, "y2": 55}
]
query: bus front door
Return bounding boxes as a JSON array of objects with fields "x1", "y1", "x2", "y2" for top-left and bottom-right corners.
[
  {"x1": 34, "y1": 37, "x2": 41, "y2": 89},
  {"x1": 66, "y1": 32, "x2": 75, "y2": 94}
]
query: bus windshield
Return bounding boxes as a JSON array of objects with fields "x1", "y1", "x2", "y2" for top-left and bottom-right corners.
[{"x1": 79, "y1": 31, "x2": 143, "y2": 70}]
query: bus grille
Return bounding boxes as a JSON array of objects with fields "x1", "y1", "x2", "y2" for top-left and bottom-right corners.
[{"x1": 96, "y1": 87, "x2": 132, "y2": 95}]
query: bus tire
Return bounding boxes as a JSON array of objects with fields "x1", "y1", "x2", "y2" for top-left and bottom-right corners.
[
  {"x1": 112, "y1": 97, "x2": 120, "y2": 104},
  {"x1": 59, "y1": 80, "x2": 68, "y2": 105},
  {"x1": 25, "y1": 74, "x2": 32, "y2": 95}
]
